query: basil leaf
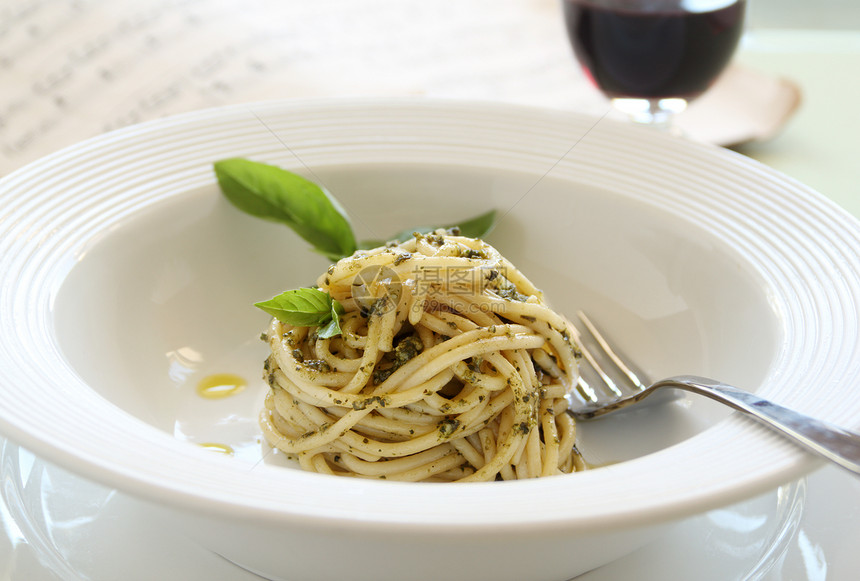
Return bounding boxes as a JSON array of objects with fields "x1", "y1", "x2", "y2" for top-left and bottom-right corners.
[
  {"x1": 330, "y1": 297, "x2": 345, "y2": 323},
  {"x1": 317, "y1": 298, "x2": 346, "y2": 338},
  {"x1": 357, "y1": 209, "x2": 497, "y2": 249},
  {"x1": 315, "y1": 318, "x2": 338, "y2": 339},
  {"x1": 214, "y1": 158, "x2": 357, "y2": 262},
  {"x1": 356, "y1": 238, "x2": 385, "y2": 250},
  {"x1": 448, "y1": 209, "x2": 497, "y2": 239},
  {"x1": 255, "y1": 288, "x2": 338, "y2": 328}
]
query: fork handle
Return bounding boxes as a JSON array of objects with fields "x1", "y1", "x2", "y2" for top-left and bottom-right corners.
[{"x1": 654, "y1": 375, "x2": 860, "y2": 477}]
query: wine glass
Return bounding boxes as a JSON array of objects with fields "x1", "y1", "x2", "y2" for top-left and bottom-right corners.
[{"x1": 562, "y1": 0, "x2": 746, "y2": 130}]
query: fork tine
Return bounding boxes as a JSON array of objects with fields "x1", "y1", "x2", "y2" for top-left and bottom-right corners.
[
  {"x1": 576, "y1": 335, "x2": 624, "y2": 399},
  {"x1": 576, "y1": 311, "x2": 647, "y2": 391},
  {"x1": 575, "y1": 374, "x2": 600, "y2": 403},
  {"x1": 566, "y1": 318, "x2": 605, "y2": 403},
  {"x1": 568, "y1": 312, "x2": 681, "y2": 419}
]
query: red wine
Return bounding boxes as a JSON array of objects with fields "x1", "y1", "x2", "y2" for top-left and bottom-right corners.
[{"x1": 563, "y1": 0, "x2": 745, "y2": 100}]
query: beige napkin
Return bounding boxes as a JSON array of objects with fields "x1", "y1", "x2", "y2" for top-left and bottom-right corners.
[{"x1": 676, "y1": 65, "x2": 803, "y2": 147}]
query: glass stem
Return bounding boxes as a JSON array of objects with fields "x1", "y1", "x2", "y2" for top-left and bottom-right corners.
[
  {"x1": 643, "y1": 99, "x2": 673, "y2": 129},
  {"x1": 611, "y1": 97, "x2": 688, "y2": 133}
]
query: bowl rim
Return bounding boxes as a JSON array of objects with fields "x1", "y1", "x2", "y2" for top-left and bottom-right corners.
[{"x1": 1, "y1": 97, "x2": 859, "y2": 532}]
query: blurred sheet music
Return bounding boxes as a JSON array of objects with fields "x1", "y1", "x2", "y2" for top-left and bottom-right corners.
[{"x1": 0, "y1": 0, "x2": 602, "y2": 176}]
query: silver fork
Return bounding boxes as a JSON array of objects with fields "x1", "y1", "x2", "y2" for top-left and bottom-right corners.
[{"x1": 567, "y1": 311, "x2": 860, "y2": 477}]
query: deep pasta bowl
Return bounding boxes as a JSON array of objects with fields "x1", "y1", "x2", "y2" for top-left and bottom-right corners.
[{"x1": 1, "y1": 99, "x2": 860, "y2": 581}]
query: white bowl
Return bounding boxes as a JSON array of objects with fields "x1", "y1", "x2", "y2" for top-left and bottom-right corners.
[{"x1": 2, "y1": 99, "x2": 860, "y2": 581}]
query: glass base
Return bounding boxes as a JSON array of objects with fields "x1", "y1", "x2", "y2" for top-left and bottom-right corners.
[{"x1": 610, "y1": 97, "x2": 688, "y2": 132}]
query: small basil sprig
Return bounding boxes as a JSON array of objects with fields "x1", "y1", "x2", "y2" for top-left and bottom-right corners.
[
  {"x1": 215, "y1": 158, "x2": 356, "y2": 262},
  {"x1": 214, "y1": 158, "x2": 497, "y2": 261},
  {"x1": 255, "y1": 288, "x2": 345, "y2": 338},
  {"x1": 215, "y1": 157, "x2": 499, "y2": 335}
]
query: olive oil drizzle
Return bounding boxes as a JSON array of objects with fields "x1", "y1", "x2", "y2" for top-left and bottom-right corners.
[
  {"x1": 197, "y1": 442, "x2": 235, "y2": 455},
  {"x1": 196, "y1": 373, "x2": 247, "y2": 399}
]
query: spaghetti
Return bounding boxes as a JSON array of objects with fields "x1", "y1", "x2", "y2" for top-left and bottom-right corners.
[{"x1": 260, "y1": 230, "x2": 585, "y2": 481}]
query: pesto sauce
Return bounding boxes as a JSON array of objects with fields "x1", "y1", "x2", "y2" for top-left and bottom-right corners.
[
  {"x1": 437, "y1": 418, "x2": 461, "y2": 439},
  {"x1": 372, "y1": 334, "x2": 423, "y2": 384}
]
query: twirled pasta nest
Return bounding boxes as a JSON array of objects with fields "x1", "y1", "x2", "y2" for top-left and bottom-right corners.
[{"x1": 260, "y1": 231, "x2": 585, "y2": 481}]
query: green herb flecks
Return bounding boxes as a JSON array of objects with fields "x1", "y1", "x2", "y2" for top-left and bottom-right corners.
[
  {"x1": 358, "y1": 209, "x2": 497, "y2": 250},
  {"x1": 372, "y1": 334, "x2": 424, "y2": 385}
]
